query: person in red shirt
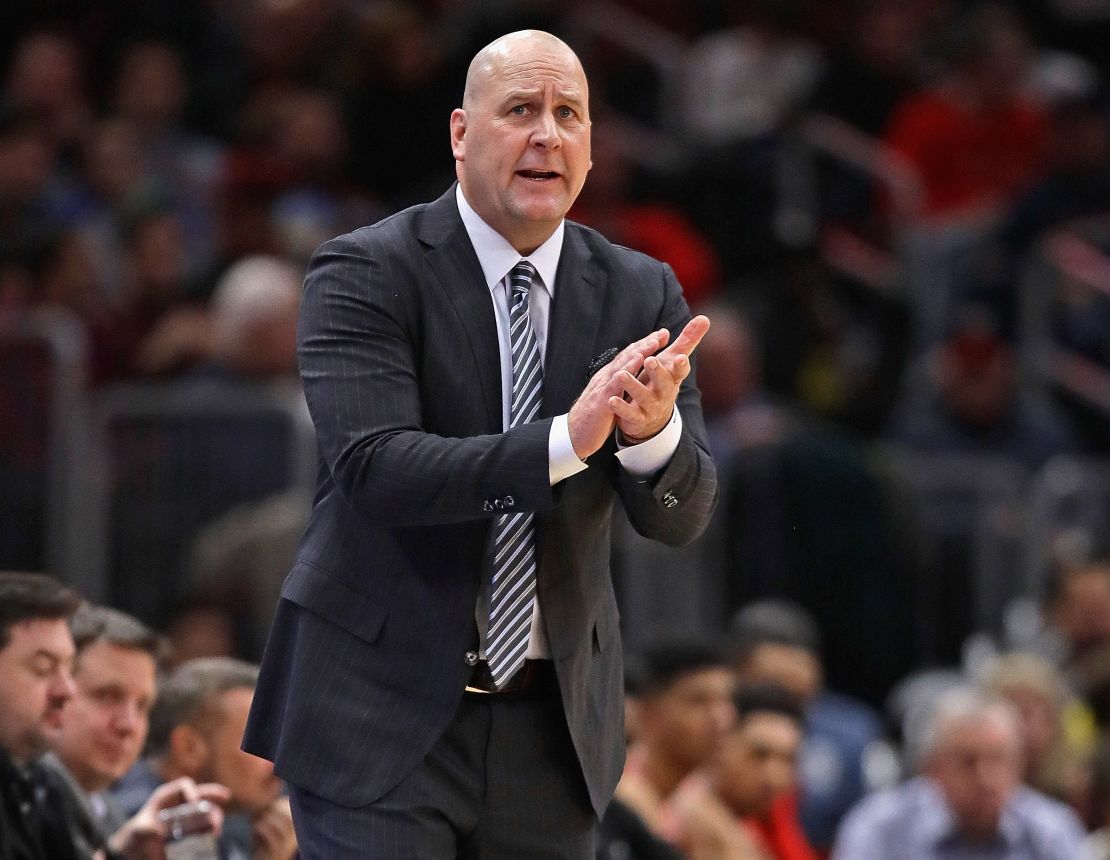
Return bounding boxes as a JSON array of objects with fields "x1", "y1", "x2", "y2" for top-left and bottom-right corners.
[
  {"x1": 881, "y1": 4, "x2": 1048, "y2": 224},
  {"x1": 712, "y1": 683, "x2": 818, "y2": 860}
]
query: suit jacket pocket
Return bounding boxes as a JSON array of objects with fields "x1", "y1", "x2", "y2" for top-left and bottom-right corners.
[{"x1": 280, "y1": 559, "x2": 394, "y2": 644}]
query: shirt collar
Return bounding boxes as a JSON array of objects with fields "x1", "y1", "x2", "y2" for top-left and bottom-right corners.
[
  {"x1": 455, "y1": 184, "x2": 562, "y2": 297},
  {"x1": 915, "y1": 777, "x2": 1021, "y2": 851}
]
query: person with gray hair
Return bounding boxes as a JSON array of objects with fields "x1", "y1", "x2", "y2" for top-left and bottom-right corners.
[
  {"x1": 208, "y1": 255, "x2": 301, "y2": 380},
  {"x1": 833, "y1": 687, "x2": 1084, "y2": 859}
]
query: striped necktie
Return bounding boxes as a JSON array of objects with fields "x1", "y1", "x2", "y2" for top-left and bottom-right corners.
[{"x1": 486, "y1": 261, "x2": 543, "y2": 687}]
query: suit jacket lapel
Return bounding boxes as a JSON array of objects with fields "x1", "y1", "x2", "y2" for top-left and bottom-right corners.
[
  {"x1": 419, "y1": 187, "x2": 503, "y2": 434},
  {"x1": 543, "y1": 226, "x2": 606, "y2": 417}
]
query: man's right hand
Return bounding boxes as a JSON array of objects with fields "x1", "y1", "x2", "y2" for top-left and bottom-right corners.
[
  {"x1": 568, "y1": 328, "x2": 670, "y2": 460},
  {"x1": 106, "y1": 777, "x2": 230, "y2": 860}
]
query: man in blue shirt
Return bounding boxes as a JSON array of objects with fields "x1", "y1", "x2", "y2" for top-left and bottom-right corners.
[{"x1": 833, "y1": 687, "x2": 1084, "y2": 859}]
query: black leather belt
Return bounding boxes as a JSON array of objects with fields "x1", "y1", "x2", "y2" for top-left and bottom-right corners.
[{"x1": 464, "y1": 659, "x2": 555, "y2": 694}]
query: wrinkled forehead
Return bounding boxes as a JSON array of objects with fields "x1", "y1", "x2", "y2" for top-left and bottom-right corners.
[{"x1": 468, "y1": 41, "x2": 588, "y2": 106}]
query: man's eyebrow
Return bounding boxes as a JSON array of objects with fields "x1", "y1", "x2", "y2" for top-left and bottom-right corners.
[{"x1": 501, "y1": 89, "x2": 585, "y2": 106}]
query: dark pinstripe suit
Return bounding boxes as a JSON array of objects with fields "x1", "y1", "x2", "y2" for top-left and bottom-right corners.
[{"x1": 242, "y1": 185, "x2": 717, "y2": 834}]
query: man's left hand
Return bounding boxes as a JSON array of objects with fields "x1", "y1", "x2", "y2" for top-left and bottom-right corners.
[{"x1": 609, "y1": 315, "x2": 710, "y2": 442}]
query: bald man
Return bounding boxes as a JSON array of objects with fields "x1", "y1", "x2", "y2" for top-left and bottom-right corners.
[{"x1": 243, "y1": 30, "x2": 717, "y2": 858}]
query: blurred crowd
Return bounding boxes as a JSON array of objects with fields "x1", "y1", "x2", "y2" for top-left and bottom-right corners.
[{"x1": 4, "y1": 0, "x2": 1110, "y2": 857}]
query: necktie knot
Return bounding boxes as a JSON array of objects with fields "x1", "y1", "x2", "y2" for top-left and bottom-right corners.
[{"x1": 509, "y1": 261, "x2": 536, "y2": 304}]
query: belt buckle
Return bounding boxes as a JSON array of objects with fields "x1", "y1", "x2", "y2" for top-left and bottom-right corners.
[{"x1": 465, "y1": 661, "x2": 531, "y2": 694}]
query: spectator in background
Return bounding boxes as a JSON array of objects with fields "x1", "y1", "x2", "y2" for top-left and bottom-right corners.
[
  {"x1": 730, "y1": 600, "x2": 888, "y2": 853},
  {"x1": 682, "y1": 0, "x2": 822, "y2": 147},
  {"x1": 833, "y1": 688, "x2": 1084, "y2": 859},
  {"x1": 1045, "y1": 554, "x2": 1110, "y2": 669},
  {"x1": 886, "y1": 305, "x2": 1078, "y2": 469},
  {"x1": 0, "y1": 573, "x2": 222, "y2": 860},
  {"x1": 809, "y1": 0, "x2": 925, "y2": 138},
  {"x1": 90, "y1": 203, "x2": 208, "y2": 383},
  {"x1": 267, "y1": 89, "x2": 381, "y2": 264},
  {"x1": 44, "y1": 605, "x2": 165, "y2": 856},
  {"x1": 982, "y1": 651, "x2": 1090, "y2": 808},
  {"x1": 205, "y1": 255, "x2": 300, "y2": 383},
  {"x1": 113, "y1": 657, "x2": 296, "y2": 860},
  {"x1": 569, "y1": 122, "x2": 723, "y2": 309},
  {"x1": 881, "y1": 4, "x2": 1048, "y2": 225},
  {"x1": 709, "y1": 684, "x2": 816, "y2": 860},
  {"x1": 336, "y1": 1, "x2": 460, "y2": 207},
  {"x1": 3, "y1": 32, "x2": 90, "y2": 161},
  {"x1": 610, "y1": 639, "x2": 737, "y2": 851},
  {"x1": 111, "y1": 39, "x2": 223, "y2": 278},
  {"x1": 0, "y1": 572, "x2": 81, "y2": 860},
  {"x1": 0, "y1": 106, "x2": 65, "y2": 256}
]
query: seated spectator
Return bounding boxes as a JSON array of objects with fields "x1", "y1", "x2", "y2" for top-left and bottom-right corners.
[
  {"x1": 730, "y1": 600, "x2": 889, "y2": 853},
  {"x1": 44, "y1": 605, "x2": 166, "y2": 856},
  {"x1": 681, "y1": 0, "x2": 822, "y2": 147},
  {"x1": 880, "y1": 4, "x2": 1048, "y2": 225},
  {"x1": 608, "y1": 639, "x2": 737, "y2": 851},
  {"x1": 205, "y1": 255, "x2": 300, "y2": 382},
  {"x1": 833, "y1": 687, "x2": 1085, "y2": 859},
  {"x1": 1045, "y1": 554, "x2": 1110, "y2": 669},
  {"x1": 0, "y1": 571, "x2": 82, "y2": 860},
  {"x1": 0, "y1": 572, "x2": 222, "y2": 860},
  {"x1": 113, "y1": 657, "x2": 296, "y2": 860},
  {"x1": 569, "y1": 122, "x2": 723, "y2": 309},
  {"x1": 710, "y1": 684, "x2": 816, "y2": 860},
  {"x1": 886, "y1": 305, "x2": 1078, "y2": 469},
  {"x1": 981, "y1": 651, "x2": 1090, "y2": 807}
]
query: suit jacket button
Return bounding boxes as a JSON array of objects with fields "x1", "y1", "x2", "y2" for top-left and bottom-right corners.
[
  {"x1": 465, "y1": 651, "x2": 479, "y2": 666},
  {"x1": 482, "y1": 500, "x2": 494, "y2": 513},
  {"x1": 662, "y1": 491, "x2": 679, "y2": 509},
  {"x1": 504, "y1": 495, "x2": 515, "y2": 508},
  {"x1": 494, "y1": 499, "x2": 504, "y2": 510}
]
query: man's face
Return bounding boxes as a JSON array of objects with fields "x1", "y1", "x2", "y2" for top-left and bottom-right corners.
[
  {"x1": 641, "y1": 667, "x2": 736, "y2": 774},
  {"x1": 0, "y1": 619, "x2": 75, "y2": 763},
  {"x1": 51, "y1": 641, "x2": 157, "y2": 791},
  {"x1": 716, "y1": 712, "x2": 803, "y2": 818},
  {"x1": 928, "y1": 715, "x2": 1022, "y2": 840},
  {"x1": 1052, "y1": 566, "x2": 1110, "y2": 655},
  {"x1": 451, "y1": 34, "x2": 591, "y2": 253},
  {"x1": 203, "y1": 687, "x2": 282, "y2": 815}
]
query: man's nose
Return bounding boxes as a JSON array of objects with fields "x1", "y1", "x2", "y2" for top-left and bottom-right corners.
[
  {"x1": 52, "y1": 669, "x2": 76, "y2": 701},
  {"x1": 114, "y1": 702, "x2": 142, "y2": 733},
  {"x1": 531, "y1": 112, "x2": 561, "y2": 148}
]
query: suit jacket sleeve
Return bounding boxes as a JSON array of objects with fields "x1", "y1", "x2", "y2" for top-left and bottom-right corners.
[
  {"x1": 298, "y1": 232, "x2": 555, "y2": 527},
  {"x1": 613, "y1": 263, "x2": 718, "y2": 547}
]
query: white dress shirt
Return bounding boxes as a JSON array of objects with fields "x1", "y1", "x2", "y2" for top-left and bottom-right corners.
[{"x1": 456, "y1": 185, "x2": 682, "y2": 658}]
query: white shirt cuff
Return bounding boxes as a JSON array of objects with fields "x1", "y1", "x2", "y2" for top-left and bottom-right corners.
[
  {"x1": 615, "y1": 408, "x2": 682, "y2": 476},
  {"x1": 549, "y1": 413, "x2": 589, "y2": 485}
]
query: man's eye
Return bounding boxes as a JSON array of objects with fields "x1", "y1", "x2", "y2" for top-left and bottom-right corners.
[
  {"x1": 558, "y1": 107, "x2": 574, "y2": 119},
  {"x1": 510, "y1": 105, "x2": 527, "y2": 115}
]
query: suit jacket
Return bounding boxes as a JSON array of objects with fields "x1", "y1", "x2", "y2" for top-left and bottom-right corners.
[{"x1": 242, "y1": 186, "x2": 717, "y2": 816}]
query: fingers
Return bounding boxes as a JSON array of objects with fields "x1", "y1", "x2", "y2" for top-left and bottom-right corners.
[
  {"x1": 658, "y1": 316, "x2": 710, "y2": 362},
  {"x1": 196, "y1": 783, "x2": 233, "y2": 806}
]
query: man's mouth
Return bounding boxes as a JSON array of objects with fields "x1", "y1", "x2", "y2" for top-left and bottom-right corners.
[{"x1": 517, "y1": 169, "x2": 560, "y2": 181}]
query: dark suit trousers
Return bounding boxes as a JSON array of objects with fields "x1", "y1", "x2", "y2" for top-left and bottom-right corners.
[{"x1": 288, "y1": 666, "x2": 597, "y2": 859}]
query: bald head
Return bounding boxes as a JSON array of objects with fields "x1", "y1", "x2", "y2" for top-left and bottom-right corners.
[
  {"x1": 462, "y1": 30, "x2": 586, "y2": 112},
  {"x1": 450, "y1": 29, "x2": 592, "y2": 254}
]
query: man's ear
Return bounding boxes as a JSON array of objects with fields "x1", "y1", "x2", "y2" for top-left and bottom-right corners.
[
  {"x1": 168, "y1": 724, "x2": 209, "y2": 776},
  {"x1": 450, "y1": 109, "x2": 467, "y2": 162}
]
